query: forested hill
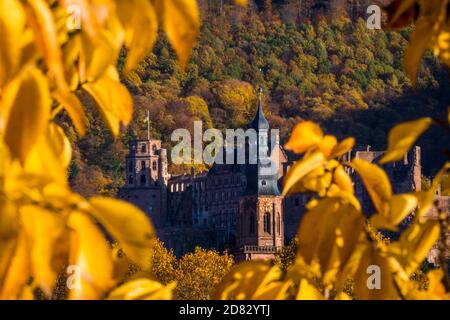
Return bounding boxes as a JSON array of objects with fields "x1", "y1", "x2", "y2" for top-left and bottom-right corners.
[{"x1": 67, "y1": 4, "x2": 450, "y2": 197}]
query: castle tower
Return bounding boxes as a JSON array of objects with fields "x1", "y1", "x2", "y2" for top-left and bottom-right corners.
[
  {"x1": 118, "y1": 139, "x2": 169, "y2": 228},
  {"x1": 236, "y1": 89, "x2": 284, "y2": 261}
]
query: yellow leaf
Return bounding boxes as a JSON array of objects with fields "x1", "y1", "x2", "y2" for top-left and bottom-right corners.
[
  {"x1": 389, "y1": 220, "x2": 440, "y2": 276},
  {"x1": 116, "y1": 0, "x2": 158, "y2": 72},
  {"x1": 25, "y1": 0, "x2": 67, "y2": 90},
  {"x1": 416, "y1": 162, "x2": 449, "y2": 220},
  {"x1": 213, "y1": 261, "x2": 289, "y2": 300},
  {"x1": 0, "y1": 230, "x2": 30, "y2": 299},
  {"x1": 68, "y1": 211, "x2": 114, "y2": 300},
  {"x1": 333, "y1": 165, "x2": 354, "y2": 194},
  {"x1": 107, "y1": 278, "x2": 175, "y2": 300},
  {"x1": 285, "y1": 121, "x2": 324, "y2": 154},
  {"x1": 0, "y1": 0, "x2": 26, "y2": 88},
  {"x1": 53, "y1": 91, "x2": 86, "y2": 136},
  {"x1": 79, "y1": 30, "x2": 122, "y2": 82},
  {"x1": 282, "y1": 151, "x2": 325, "y2": 196},
  {"x1": 330, "y1": 137, "x2": 355, "y2": 159},
  {"x1": 403, "y1": 17, "x2": 434, "y2": 86},
  {"x1": 296, "y1": 278, "x2": 323, "y2": 300},
  {"x1": 2, "y1": 68, "x2": 51, "y2": 164},
  {"x1": 297, "y1": 199, "x2": 364, "y2": 286},
  {"x1": 350, "y1": 158, "x2": 392, "y2": 215},
  {"x1": 318, "y1": 135, "x2": 337, "y2": 158},
  {"x1": 47, "y1": 123, "x2": 72, "y2": 169},
  {"x1": 371, "y1": 193, "x2": 418, "y2": 231},
  {"x1": 20, "y1": 205, "x2": 65, "y2": 296},
  {"x1": 352, "y1": 245, "x2": 400, "y2": 300},
  {"x1": 380, "y1": 118, "x2": 432, "y2": 164},
  {"x1": 234, "y1": 0, "x2": 248, "y2": 6},
  {"x1": 82, "y1": 75, "x2": 133, "y2": 136},
  {"x1": 89, "y1": 197, "x2": 155, "y2": 270},
  {"x1": 155, "y1": 0, "x2": 200, "y2": 70}
]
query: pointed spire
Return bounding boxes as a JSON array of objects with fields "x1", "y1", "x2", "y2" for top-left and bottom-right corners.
[{"x1": 251, "y1": 87, "x2": 269, "y2": 130}]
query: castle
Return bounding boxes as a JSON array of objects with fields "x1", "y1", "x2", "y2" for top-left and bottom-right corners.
[{"x1": 118, "y1": 92, "x2": 448, "y2": 262}]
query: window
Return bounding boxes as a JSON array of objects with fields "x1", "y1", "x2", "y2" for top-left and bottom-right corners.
[
  {"x1": 140, "y1": 174, "x2": 146, "y2": 185},
  {"x1": 152, "y1": 144, "x2": 157, "y2": 153},
  {"x1": 141, "y1": 160, "x2": 146, "y2": 170},
  {"x1": 277, "y1": 213, "x2": 281, "y2": 235},
  {"x1": 128, "y1": 175, "x2": 133, "y2": 185},
  {"x1": 128, "y1": 161, "x2": 133, "y2": 172},
  {"x1": 141, "y1": 144, "x2": 147, "y2": 153},
  {"x1": 263, "y1": 212, "x2": 271, "y2": 234},
  {"x1": 295, "y1": 198, "x2": 300, "y2": 207},
  {"x1": 152, "y1": 161, "x2": 157, "y2": 171},
  {"x1": 249, "y1": 213, "x2": 255, "y2": 234},
  {"x1": 261, "y1": 180, "x2": 266, "y2": 186}
]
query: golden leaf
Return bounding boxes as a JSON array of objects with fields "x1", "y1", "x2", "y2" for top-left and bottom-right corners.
[
  {"x1": 371, "y1": 193, "x2": 418, "y2": 231},
  {"x1": 234, "y1": 0, "x2": 248, "y2": 7},
  {"x1": 25, "y1": 0, "x2": 67, "y2": 90},
  {"x1": 20, "y1": 205, "x2": 65, "y2": 296},
  {"x1": 282, "y1": 151, "x2": 325, "y2": 196},
  {"x1": 79, "y1": 31, "x2": 119, "y2": 83},
  {"x1": 350, "y1": 158, "x2": 392, "y2": 215},
  {"x1": 47, "y1": 123, "x2": 72, "y2": 169},
  {"x1": 383, "y1": 0, "x2": 416, "y2": 29},
  {"x1": 389, "y1": 220, "x2": 440, "y2": 276},
  {"x1": 380, "y1": 118, "x2": 432, "y2": 164},
  {"x1": 285, "y1": 121, "x2": 324, "y2": 154},
  {"x1": 116, "y1": 0, "x2": 158, "y2": 72},
  {"x1": 0, "y1": 229, "x2": 30, "y2": 299},
  {"x1": 2, "y1": 68, "x2": 51, "y2": 164},
  {"x1": 53, "y1": 90, "x2": 86, "y2": 136},
  {"x1": 0, "y1": 0, "x2": 26, "y2": 88},
  {"x1": 333, "y1": 165, "x2": 354, "y2": 194},
  {"x1": 330, "y1": 137, "x2": 355, "y2": 159},
  {"x1": 318, "y1": 135, "x2": 337, "y2": 159},
  {"x1": 403, "y1": 17, "x2": 435, "y2": 86},
  {"x1": 107, "y1": 279, "x2": 175, "y2": 300},
  {"x1": 89, "y1": 197, "x2": 155, "y2": 271},
  {"x1": 297, "y1": 198, "x2": 364, "y2": 286},
  {"x1": 213, "y1": 261, "x2": 290, "y2": 300},
  {"x1": 352, "y1": 245, "x2": 400, "y2": 300},
  {"x1": 82, "y1": 75, "x2": 133, "y2": 136},
  {"x1": 296, "y1": 278, "x2": 323, "y2": 300},
  {"x1": 68, "y1": 211, "x2": 114, "y2": 300},
  {"x1": 155, "y1": 0, "x2": 200, "y2": 70}
]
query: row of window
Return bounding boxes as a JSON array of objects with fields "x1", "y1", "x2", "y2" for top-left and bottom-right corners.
[
  {"x1": 128, "y1": 174, "x2": 159, "y2": 186},
  {"x1": 132, "y1": 143, "x2": 158, "y2": 154},
  {"x1": 128, "y1": 160, "x2": 158, "y2": 172},
  {"x1": 249, "y1": 212, "x2": 281, "y2": 235}
]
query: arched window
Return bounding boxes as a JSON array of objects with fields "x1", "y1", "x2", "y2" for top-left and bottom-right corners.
[
  {"x1": 140, "y1": 174, "x2": 146, "y2": 186},
  {"x1": 152, "y1": 144, "x2": 157, "y2": 153},
  {"x1": 263, "y1": 212, "x2": 271, "y2": 234},
  {"x1": 152, "y1": 161, "x2": 157, "y2": 171},
  {"x1": 277, "y1": 213, "x2": 281, "y2": 235},
  {"x1": 141, "y1": 160, "x2": 146, "y2": 170},
  {"x1": 141, "y1": 144, "x2": 147, "y2": 153},
  {"x1": 261, "y1": 180, "x2": 266, "y2": 186},
  {"x1": 128, "y1": 175, "x2": 133, "y2": 185},
  {"x1": 249, "y1": 213, "x2": 255, "y2": 234}
]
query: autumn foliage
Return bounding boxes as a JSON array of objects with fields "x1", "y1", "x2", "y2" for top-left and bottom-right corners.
[{"x1": 0, "y1": 0, "x2": 449, "y2": 300}]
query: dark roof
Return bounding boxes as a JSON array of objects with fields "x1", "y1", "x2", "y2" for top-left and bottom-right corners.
[{"x1": 250, "y1": 88, "x2": 270, "y2": 130}]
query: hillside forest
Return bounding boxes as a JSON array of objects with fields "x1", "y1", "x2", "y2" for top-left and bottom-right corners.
[{"x1": 63, "y1": 3, "x2": 450, "y2": 197}]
